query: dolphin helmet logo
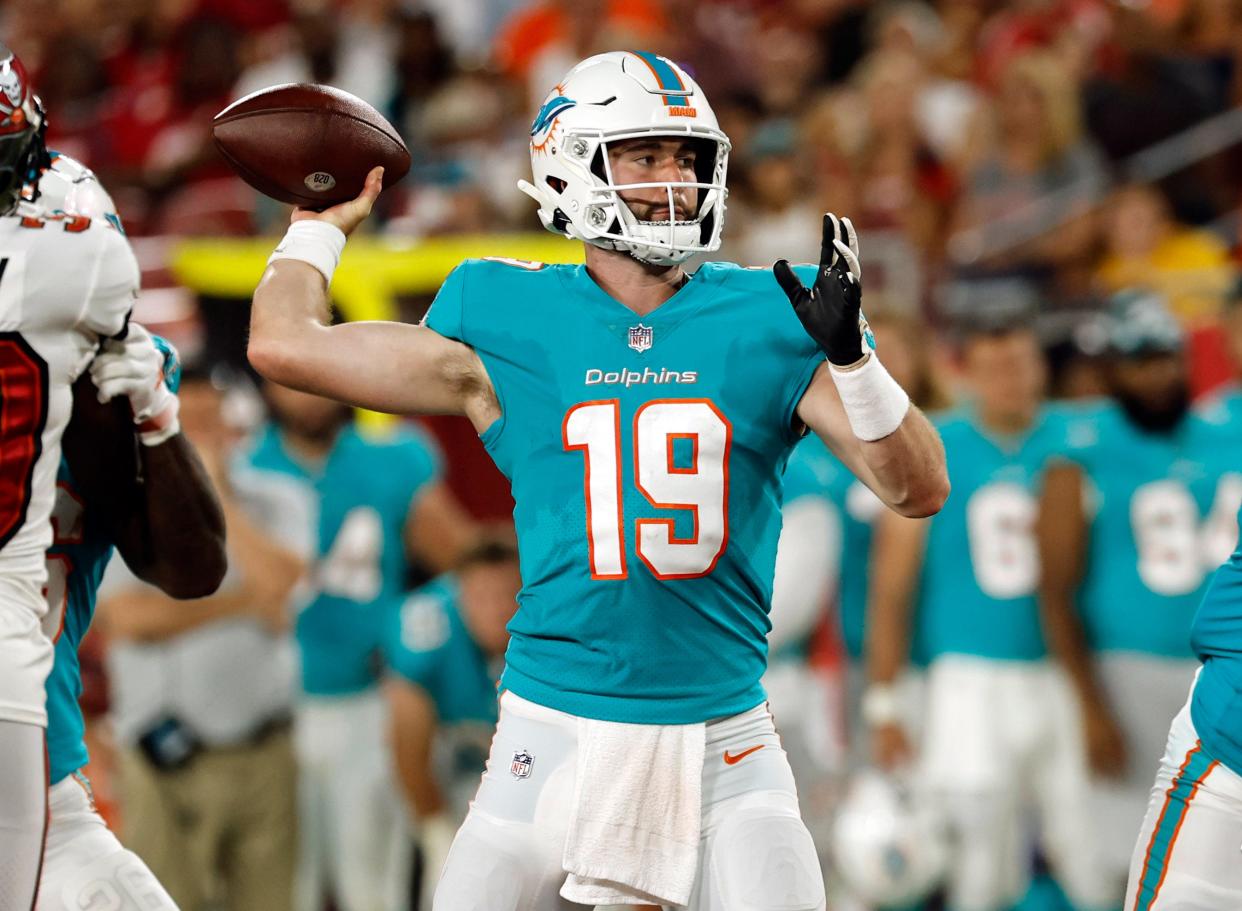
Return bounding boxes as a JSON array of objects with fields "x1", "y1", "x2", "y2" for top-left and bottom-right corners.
[{"x1": 530, "y1": 95, "x2": 577, "y2": 148}]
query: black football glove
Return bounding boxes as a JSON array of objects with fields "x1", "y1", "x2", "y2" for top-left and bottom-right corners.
[{"x1": 774, "y1": 213, "x2": 867, "y2": 367}]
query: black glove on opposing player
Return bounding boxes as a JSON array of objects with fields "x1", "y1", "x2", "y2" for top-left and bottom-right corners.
[{"x1": 774, "y1": 213, "x2": 866, "y2": 367}]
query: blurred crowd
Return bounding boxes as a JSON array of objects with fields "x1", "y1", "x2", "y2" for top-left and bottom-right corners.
[
  {"x1": 1, "y1": 0, "x2": 1240, "y2": 341},
  {"x1": 8, "y1": 0, "x2": 1242, "y2": 909}
]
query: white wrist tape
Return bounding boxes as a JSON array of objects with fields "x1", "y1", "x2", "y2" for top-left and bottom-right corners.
[
  {"x1": 137, "y1": 396, "x2": 181, "y2": 447},
  {"x1": 861, "y1": 683, "x2": 903, "y2": 727},
  {"x1": 830, "y1": 353, "x2": 910, "y2": 442},
  {"x1": 268, "y1": 221, "x2": 347, "y2": 286}
]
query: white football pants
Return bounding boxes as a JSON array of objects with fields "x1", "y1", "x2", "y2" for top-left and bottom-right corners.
[
  {"x1": 1125, "y1": 676, "x2": 1242, "y2": 910},
  {"x1": 37, "y1": 772, "x2": 177, "y2": 911},
  {"x1": 294, "y1": 690, "x2": 410, "y2": 911},
  {"x1": 432, "y1": 691, "x2": 826, "y2": 911},
  {"x1": 919, "y1": 655, "x2": 1115, "y2": 911}
]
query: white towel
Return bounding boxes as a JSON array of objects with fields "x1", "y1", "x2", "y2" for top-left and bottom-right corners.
[{"x1": 559, "y1": 716, "x2": 706, "y2": 907}]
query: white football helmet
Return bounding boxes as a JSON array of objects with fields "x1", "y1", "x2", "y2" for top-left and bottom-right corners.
[
  {"x1": 517, "y1": 51, "x2": 730, "y2": 266},
  {"x1": 830, "y1": 770, "x2": 949, "y2": 907}
]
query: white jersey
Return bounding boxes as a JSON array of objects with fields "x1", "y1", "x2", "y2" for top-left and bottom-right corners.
[
  {"x1": 34, "y1": 152, "x2": 120, "y2": 225},
  {"x1": 0, "y1": 205, "x2": 136, "y2": 618}
]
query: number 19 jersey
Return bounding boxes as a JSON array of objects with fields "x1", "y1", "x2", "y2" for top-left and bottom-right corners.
[{"x1": 423, "y1": 259, "x2": 824, "y2": 723}]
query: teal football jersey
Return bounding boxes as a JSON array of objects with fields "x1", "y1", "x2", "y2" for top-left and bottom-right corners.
[
  {"x1": 44, "y1": 463, "x2": 113, "y2": 784},
  {"x1": 384, "y1": 575, "x2": 499, "y2": 725},
  {"x1": 781, "y1": 434, "x2": 881, "y2": 660},
  {"x1": 242, "y1": 423, "x2": 442, "y2": 695},
  {"x1": 1190, "y1": 504, "x2": 1242, "y2": 776},
  {"x1": 914, "y1": 408, "x2": 1072, "y2": 663},
  {"x1": 1066, "y1": 403, "x2": 1241, "y2": 658},
  {"x1": 45, "y1": 335, "x2": 181, "y2": 784},
  {"x1": 423, "y1": 259, "x2": 824, "y2": 723}
]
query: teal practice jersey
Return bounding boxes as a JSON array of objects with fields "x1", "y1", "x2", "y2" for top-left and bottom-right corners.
[
  {"x1": 914, "y1": 408, "x2": 1072, "y2": 663},
  {"x1": 423, "y1": 259, "x2": 824, "y2": 723},
  {"x1": 45, "y1": 335, "x2": 181, "y2": 784},
  {"x1": 1064, "y1": 403, "x2": 1241, "y2": 658},
  {"x1": 242, "y1": 423, "x2": 441, "y2": 695},
  {"x1": 781, "y1": 434, "x2": 881, "y2": 660},
  {"x1": 385, "y1": 575, "x2": 500, "y2": 725}
]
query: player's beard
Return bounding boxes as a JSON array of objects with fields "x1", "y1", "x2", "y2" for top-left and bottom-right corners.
[{"x1": 1115, "y1": 383, "x2": 1190, "y2": 434}]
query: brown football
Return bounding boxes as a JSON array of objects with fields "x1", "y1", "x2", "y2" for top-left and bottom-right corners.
[{"x1": 212, "y1": 83, "x2": 411, "y2": 208}]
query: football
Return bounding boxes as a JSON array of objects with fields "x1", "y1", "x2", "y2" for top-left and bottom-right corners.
[{"x1": 212, "y1": 83, "x2": 411, "y2": 208}]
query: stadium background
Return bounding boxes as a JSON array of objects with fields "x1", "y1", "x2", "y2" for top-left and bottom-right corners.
[{"x1": 9, "y1": 0, "x2": 1242, "y2": 908}]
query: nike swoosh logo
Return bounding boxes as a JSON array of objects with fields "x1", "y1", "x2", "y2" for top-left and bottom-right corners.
[{"x1": 722, "y1": 744, "x2": 765, "y2": 765}]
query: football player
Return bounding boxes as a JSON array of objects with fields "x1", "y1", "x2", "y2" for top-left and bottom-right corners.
[
  {"x1": 247, "y1": 52, "x2": 948, "y2": 910},
  {"x1": 1038, "y1": 290, "x2": 1242, "y2": 900},
  {"x1": 0, "y1": 46, "x2": 146, "y2": 908},
  {"x1": 22, "y1": 134, "x2": 228, "y2": 910},
  {"x1": 865, "y1": 315, "x2": 1111, "y2": 911},
  {"x1": 1124, "y1": 466, "x2": 1242, "y2": 905},
  {"x1": 39, "y1": 327, "x2": 226, "y2": 910},
  {"x1": 383, "y1": 537, "x2": 522, "y2": 906},
  {"x1": 241, "y1": 381, "x2": 476, "y2": 911}
]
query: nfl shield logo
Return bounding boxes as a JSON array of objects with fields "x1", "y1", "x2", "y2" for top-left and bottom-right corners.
[
  {"x1": 628, "y1": 324, "x2": 654, "y2": 353},
  {"x1": 510, "y1": 749, "x2": 534, "y2": 780}
]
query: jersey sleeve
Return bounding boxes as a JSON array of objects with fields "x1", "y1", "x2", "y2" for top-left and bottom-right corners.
[
  {"x1": 79, "y1": 225, "x2": 138, "y2": 339},
  {"x1": 421, "y1": 262, "x2": 469, "y2": 343}
]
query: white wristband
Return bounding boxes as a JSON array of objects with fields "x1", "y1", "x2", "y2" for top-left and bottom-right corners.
[
  {"x1": 268, "y1": 220, "x2": 347, "y2": 286},
  {"x1": 830, "y1": 354, "x2": 910, "y2": 442},
  {"x1": 861, "y1": 683, "x2": 903, "y2": 727}
]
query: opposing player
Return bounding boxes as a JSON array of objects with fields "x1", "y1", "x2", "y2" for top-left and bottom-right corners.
[
  {"x1": 20, "y1": 138, "x2": 228, "y2": 909},
  {"x1": 866, "y1": 316, "x2": 1110, "y2": 911},
  {"x1": 247, "y1": 51, "x2": 947, "y2": 910},
  {"x1": 384, "y1": 538, "x2": 522, "y2": 905},
  {"x1": 243, "y1": 381, "x2": 475, "y2": 911},
  {"x1": 0, "y1": 46, "x2": 143, "y2": 908},
  {"x1": 1038, "y1": 290, "x2": 1242, "y2": 899}
]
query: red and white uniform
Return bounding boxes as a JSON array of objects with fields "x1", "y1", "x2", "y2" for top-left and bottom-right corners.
[{"x1": 0, "y1": 204, "x2": 136, "y2": 726}]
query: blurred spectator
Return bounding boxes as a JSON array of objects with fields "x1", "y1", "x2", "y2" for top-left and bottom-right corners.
[
  {"x1": 234, "y1": 0, "x2": 399, "y2": 112},
  {"x1": 723, "y1": 118, "x2": 821, "y2": 267},
  {"x1": 93, "y1": 14, "x2": 244, "y2": 234},
  {"x1": 99, "y1": 372, "x2": 308, "y2": 911},
  {"x1": 949, "y1": 50, "x2": 1107, "y2": 287},
  {"x1": 493, "y1": 0, "x2": 666, "y2": 105},
  {"x1": 1096, "y1": 182, "x2": 1235, "y2": 324}
]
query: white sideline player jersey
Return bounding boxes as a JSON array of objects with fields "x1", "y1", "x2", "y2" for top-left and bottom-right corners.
[{"x1": 0, "y1": 206, "x2": 136, "y2": 618}]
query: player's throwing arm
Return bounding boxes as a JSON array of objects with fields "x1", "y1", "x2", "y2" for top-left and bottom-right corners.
[
  {"x1": 777, "y1": 215, "x2": 949, "y2": 518},
  {"x1": 248, "y1": 168, "x2": 498, "y2": 430}
]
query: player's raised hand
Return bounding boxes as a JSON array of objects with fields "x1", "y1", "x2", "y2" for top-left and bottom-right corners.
[
  {"x1": 292, "y1": 165, "x2": 384, "y2": 236},
  {"x1": 773, "y1": 213, "x2": 869, "y2": 368}
]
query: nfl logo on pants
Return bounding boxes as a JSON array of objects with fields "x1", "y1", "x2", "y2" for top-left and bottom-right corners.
[{"x1": 510, "y1": 749, "x2": 534, "y2": 780}]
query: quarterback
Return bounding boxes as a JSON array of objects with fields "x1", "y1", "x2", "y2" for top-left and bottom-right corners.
[
  {"x1": 0, "y1": 47, "x2": 142, "y2": 908},
  {"x1": 248, "y1": 52, "x2": 948, "y2": 910}
]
